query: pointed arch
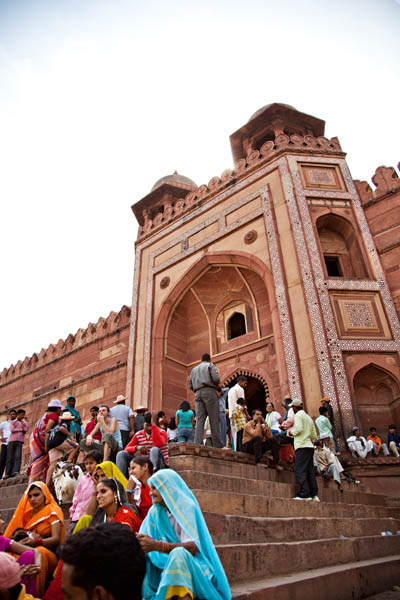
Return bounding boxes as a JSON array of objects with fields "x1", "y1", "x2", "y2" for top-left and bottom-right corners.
[
  {"x1": 150, "y1": 251, "x2": 287, "y2": 413},
  {"x1": 316, "y1": 212, "x2": 369, "y2": 278},
  {"x1": 353, "y1": 363, "x2": 400, "y2": 432}
]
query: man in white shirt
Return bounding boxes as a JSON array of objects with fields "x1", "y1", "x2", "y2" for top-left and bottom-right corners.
[
  {"x1": 228, "y1": 376, "x2": 248, "y2": 450},
  {"x1": 347, "y1": 427, "x2": 374, "y2": 458},
  {"x1": 110, "y1": 395, "x2": 135, "y2": 448},
  {"x1": 0, "y1": 409, "x2": 16, "y2": 479}
]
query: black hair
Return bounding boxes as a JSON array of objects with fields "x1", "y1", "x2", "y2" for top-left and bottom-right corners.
[
  {"x1": 9, "y1": 408, "x2": 17, "y2": 414},
  {"x1": 389, "y1": 424, "x2": 397, "y2": 429},
  {"x1": 16, "y1": 409, "x2": 26, "y2": 415},
  {"x1": 237, "y1": 376, "x2": 247, "y2": 383},
  {"x1": 84, "y1": 451, "x2": 103, "y2": 464},
  {"x1": 144, "y1": 412, "x2": 153, "y2": 425},
  {"x1": 97, "y1": 477, "x2": 119, "y2": 496},
  {"x1": 90, "y1": 406, "x2": 99, "y2": 411},
  {"x1": 130, "y1": 455, "x2": 154, "y2": 475},
  {"x1": 201, "y1": 353, "x2": 211, "y2": 362},
  {"x1": 179, "y1": 400, "x2": 190, "y2": 412},
  {"x1": 99, "y1": 405, "x2": 110, "y2": 413},
  {"x1": 12, "y1": 528, "x2": 30, "y2": 542},
  {"x1": 236, "y1": 398, "x2": 246, "y2": 406},
  {"x1": 156, "y1": 411, "x2": 165, "y2": 419},
  {"x1": 59, "y1": 522, "x2": 146, "y2": 600},
  {"x1": 319, "y1": 406, "x2": 328, "y2": 415},
  {"x1": 252, "y1": 408, "x2": 262, "y2": 416},
  {"x1": 369, "y1": 427, "x2": 377, "y2": 432},
  {"x1": 266, "y1": 402, "x2": 275, "y2": 410},
  {"x1": 167, "y1": 416, "x2": 177, "y2": 430}
]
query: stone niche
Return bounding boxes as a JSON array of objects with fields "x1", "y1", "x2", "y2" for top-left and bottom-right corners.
[{"x1": 346, "y1": 353, "x2": 400, "y2": 433}]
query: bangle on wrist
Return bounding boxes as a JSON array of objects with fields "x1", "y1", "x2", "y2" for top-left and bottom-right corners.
[{"x1": 34, "y1": 537, "x2": 43, "y2": 547}]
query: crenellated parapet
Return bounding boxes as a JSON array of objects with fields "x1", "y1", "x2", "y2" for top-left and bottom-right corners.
[
  {"x1": 354, "y1": 163, "x2": 400, "y2": 205},
  {"x1": 135, "y1": 132, "x2": 343, "y2": 242},
  {"x1": 0, "y1": 305, "x2": 131, "y2": 385}
]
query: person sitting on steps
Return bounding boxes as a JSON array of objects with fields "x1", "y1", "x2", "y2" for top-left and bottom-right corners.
[{"x1": 242, "y1": 409, "x2": 283, "y2": 470}]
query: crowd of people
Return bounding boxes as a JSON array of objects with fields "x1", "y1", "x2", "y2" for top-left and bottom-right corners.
[
  {"x1": 0, "y1": 451, "x2": 231, "y2": 599},
  {"x1": 1, "y1": 353, "x2": 400, "y2": 598}
]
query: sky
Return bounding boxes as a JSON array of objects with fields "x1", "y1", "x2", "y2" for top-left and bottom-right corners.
[{"x1": 0, "y1": 0, "x2": 399, "y2": 370}]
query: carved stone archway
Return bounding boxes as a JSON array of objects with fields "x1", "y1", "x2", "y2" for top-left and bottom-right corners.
[
  {"x1": 150, "y1": 251, "x2": 288, "y2": 414},
  {"x1": 222, "y1": 370, "x2": 269, "y2": 416},
  {"x1": 353, "y1": 364, "x2": 400, "y2": 433}
]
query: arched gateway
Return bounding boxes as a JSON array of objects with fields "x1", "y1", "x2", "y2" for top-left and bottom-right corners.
[
  {"x1": 223, "y1": 371, "x2": 269, "y2": 416},
  {"x1": 149, "y1": 252, "x2": 287, "y2": 416},
  {"x1": 126, "y1": 103, "x2": 400, "y2": 436}
]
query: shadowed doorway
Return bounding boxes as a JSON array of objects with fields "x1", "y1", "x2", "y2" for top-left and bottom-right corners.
[{"x1": 225, "y1": 375, "x2": 268, "y2": 416}]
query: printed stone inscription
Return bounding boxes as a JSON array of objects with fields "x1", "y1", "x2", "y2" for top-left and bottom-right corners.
[
  {"x1": 307, "y1": 168, "x2": 336, "y2": 185},
  {"x1": 344, "y1": 302, "x2": 376, "y2": 329}
]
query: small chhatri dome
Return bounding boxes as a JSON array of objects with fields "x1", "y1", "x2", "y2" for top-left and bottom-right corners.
[
  {"x1": 151, "y1": 170, "x2": 197, "y2": 192},
  {"x1": 248, "y1": 103, "x2": 298, "y2": 122}
]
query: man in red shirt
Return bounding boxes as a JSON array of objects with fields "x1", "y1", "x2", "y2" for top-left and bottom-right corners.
[
  {"x1": 116, "y1": 412, "x2": 168, "y2": 478},
  {"x1": 83, "y1": 406, "x2": 102, "y2": 442}
]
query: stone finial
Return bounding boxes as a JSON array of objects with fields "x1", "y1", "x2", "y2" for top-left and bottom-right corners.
[
  {"x1": 354, "y1": 180, "x2": 373, "y2": 205},
  {"x1": 372, "y1": 166, "x2": 400, "y2": 194}
]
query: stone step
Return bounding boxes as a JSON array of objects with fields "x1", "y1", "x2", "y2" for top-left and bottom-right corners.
[
  {"x1": 204, "y1": 512, "x2": 400, "y2": 544},
  {"x1": 178, "y1": 469, "x2": 383, "y2": 506},
  {"x1": 217, "y1": 535, "x2": 400, "y2": 583},
  {"x1": 0, "y1": 508, "x2": 15, "y2": 524},
  {"x1": 230, "y1": 554, "x2": 400, "y2": 600},
  {"x1": 0, "y1": 495, "x2": 30, "y2": 510},
  {"x1": 170, "y1": 453, "x2": 378, "y2": 497},
  {"x1": 0, "y1": 482, "x2": 28, "y2": 498},
  {"x1": 193, "y1": 489, "x2": 400, "y2": 520}
]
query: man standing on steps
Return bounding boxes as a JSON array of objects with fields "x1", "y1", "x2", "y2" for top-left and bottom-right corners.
[
  {"x1": 0, "y1": 409, "x2": 16, "y2": 479},
  {"x1": 228, "y1": 376, "x2": 248, "y2": 450},
  {"x1": 110, "y1": 394, "x2": 135, "y2": 449},
  {"x1": 189, "y1": 353, "x2": 223, "y2": 448},
  {"x1": 289, "y1": 399, "x2": 319, "y2": 501}
]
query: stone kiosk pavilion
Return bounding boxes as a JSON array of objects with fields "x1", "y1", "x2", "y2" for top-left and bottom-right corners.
[{"x1": 127, "y1": 103, "x2": 400, "y2": 442}]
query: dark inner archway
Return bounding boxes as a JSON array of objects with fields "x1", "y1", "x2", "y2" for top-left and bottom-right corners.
[{"x1": 225, "y1": 375, "x2": 267, "y2": 416}]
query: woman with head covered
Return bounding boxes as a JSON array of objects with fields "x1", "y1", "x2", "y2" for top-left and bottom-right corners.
[
  {"x1": 137, "y1": 469, "x2": 231, "y2": 600},
  {"x1": 4, "y1": 481, "x2": 64, "y2": 597}
]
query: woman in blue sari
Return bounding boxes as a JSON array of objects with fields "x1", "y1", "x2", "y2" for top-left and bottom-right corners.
[
  {"x1": 65, "y1": 396, "x2": 82, "y2": 441},
  {"x1": 137, "y1": 469, "x2": 231, "y2": 600}
]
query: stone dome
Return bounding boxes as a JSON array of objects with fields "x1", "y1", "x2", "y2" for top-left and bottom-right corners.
[
  {"x1": 151, "y1": 171, "x2": 197, "y2": 192},
  {"x1": 248, "y1": 103, "x2": 298, "y2": 122}
]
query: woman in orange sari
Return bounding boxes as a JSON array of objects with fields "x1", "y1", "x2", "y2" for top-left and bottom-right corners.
[{"x1": 4, "y1": 481, "x2": 64, "y2": 597}]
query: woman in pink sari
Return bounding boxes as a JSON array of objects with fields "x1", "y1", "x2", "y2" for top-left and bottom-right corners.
[{"x1": 29, "y1": 400, "x2": 63, "y2": 482}]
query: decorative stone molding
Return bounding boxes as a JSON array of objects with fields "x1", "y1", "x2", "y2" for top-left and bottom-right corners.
[
  {"x1": 244, "y1": 230, "x2": 258, "y2": 244},
  {"x1": 160, "y1": 276, "x2": 170, "y2": 289},
  {"x1": 222, "y1": 369, "x2": 269, "y2": 397},
  {"x1": 354, "y1": 163, "x2": 400, "y2": 205},
  {"x1": 136, "y1": 133, "x2": 344, "y2": 242}
]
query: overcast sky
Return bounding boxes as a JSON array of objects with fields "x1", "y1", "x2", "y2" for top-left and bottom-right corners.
[{"x1": 0, "y1": 0, "x2": 399, "y2": 370}]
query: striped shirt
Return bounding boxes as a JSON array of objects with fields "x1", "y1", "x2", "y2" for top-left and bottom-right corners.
[{"x1": 124, "y1": 426, "x2": 169, "y2": 466}]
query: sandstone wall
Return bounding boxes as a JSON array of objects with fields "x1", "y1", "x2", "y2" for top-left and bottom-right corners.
[{"x1": 0, "y1": 306, "x2": 131, "y2": 464}]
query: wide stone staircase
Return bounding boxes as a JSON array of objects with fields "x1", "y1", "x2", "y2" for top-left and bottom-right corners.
[
  {"x1": 169, "y1": 444, "x2": 400, "y2": 600},
  {"x1": 1, "y1": 445, "x2": 400, "y2": 599}
]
